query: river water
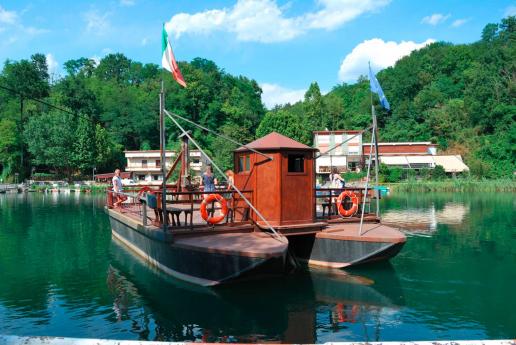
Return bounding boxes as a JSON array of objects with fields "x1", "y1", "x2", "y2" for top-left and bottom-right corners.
[{"x1": 0, "y1": 192, "x2": 514, "y2": 342}]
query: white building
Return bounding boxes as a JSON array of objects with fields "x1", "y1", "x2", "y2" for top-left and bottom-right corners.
[
  {"x1": 313, "y1": 130, "x2": 363, "y2": 174},
  {"x1": 125, "y1": 150, "x2": 207, "y2": 184}
]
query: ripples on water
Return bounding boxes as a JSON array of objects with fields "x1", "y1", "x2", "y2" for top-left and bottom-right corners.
[{"x1": 0, "y1": 192, "x2": 514, "y2": 342}]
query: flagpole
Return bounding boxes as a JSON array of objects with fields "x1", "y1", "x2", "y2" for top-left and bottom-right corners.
[
  {"x1": 160, "y1": 27, "x2": 168, "y2": 232},
  {"x1": 368, "y1": 62, "x2": 381, "y2": 218}
]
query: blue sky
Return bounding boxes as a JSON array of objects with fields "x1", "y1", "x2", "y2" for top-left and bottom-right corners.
[{"x1": 1, "y1": 0, "x2": 514, "y2": 107}]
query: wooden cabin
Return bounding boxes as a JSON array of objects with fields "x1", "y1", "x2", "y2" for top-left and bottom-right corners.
[{"x1": 233, "y1": 132, "x2": 318, "y2": 227}]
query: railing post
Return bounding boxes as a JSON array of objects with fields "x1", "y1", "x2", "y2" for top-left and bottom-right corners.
[{"x1": 142, "y1": 199, "x2": 147, "y2": 226}]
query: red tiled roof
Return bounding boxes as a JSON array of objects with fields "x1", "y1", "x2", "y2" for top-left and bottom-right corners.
[{"x1": 235, "y1": 132, "x2": 316, "y2": 151}]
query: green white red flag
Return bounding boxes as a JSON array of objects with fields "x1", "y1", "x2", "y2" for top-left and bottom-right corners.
[{"x1": 162, "y1": 24, "x2": 186, "y2": 88}]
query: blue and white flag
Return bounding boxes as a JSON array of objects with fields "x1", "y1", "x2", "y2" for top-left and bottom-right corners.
[{"x1": 368, "y1": 64, "x2": 390, "y2": 111}]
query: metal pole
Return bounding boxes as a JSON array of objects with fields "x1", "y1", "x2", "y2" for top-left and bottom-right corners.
[
  {"x1": 372, "y1": 106, "x2": 380, "y2": 217},
  {"x1": 160, "y1": 82, "x2": 168, "y2": 232},
  {"x1": 359, "y1": 128, "x2": 375, "y2": 236}
]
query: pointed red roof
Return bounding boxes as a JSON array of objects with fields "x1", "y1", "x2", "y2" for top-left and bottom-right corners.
[{"x1": 235, "y1": 132, "x2": 316, "y2": 152}]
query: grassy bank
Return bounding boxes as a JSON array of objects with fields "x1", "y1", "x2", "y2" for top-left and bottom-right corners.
[{"x1": 387, "y1": 178, "x2": 516, "y2": 192}]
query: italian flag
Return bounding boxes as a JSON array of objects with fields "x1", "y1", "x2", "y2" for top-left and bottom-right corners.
[{"x1": 162, "y1": 25, "x2": 186, "y2": 88}]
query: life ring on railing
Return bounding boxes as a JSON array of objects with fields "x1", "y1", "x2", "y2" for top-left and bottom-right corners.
[
  {"x1": 336, "y1": 191, "x2": 359, "y2": 217},
  {"x1": 200, "y1": 194, "x2": 228, "y2": 225}
]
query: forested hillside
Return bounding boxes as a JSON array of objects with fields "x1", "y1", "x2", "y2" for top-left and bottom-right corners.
[
  {"x1": 261, "y1": 17, "x2": 515, "y2": 178},
  {"x1": 0, "y1": 17, "x2": 513, "y2": 181}
]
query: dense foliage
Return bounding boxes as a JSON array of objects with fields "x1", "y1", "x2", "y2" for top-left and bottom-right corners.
[
  {"x1": 0, "y1": 17, "x2": 514, "y2": 181},
  {"x1": 261, "y1": 17, "x2": 515, "y2": 178}
]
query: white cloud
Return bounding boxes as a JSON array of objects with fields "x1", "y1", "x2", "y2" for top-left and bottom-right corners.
[
  {"x1": 84, "y1": 10, "x2": 110, "y2": 35},
  {"x1": 338, "y1": 38, "x2": 435, "y2": 82},
  {"x1": 421, "y1": 13, "x2": 450, "y2": 25},
  {"x1": 141, "y1": 37, "x2": 148, "y2": 46},
  {"x1": 24, "y1": 26, "x2": 49, "y2": 35},
  {"x1": 120, "y1": 0, "x2": 135, "y2": 6},
  {"x1": 0, "y1": 5, "x2": 18, "y2": 24},
  {"x1": 90, "y1": 55, "x2": 101, "y2": 66},
  {"x1": 260, "y1": 83, "x2": 306, "y2": 108},
  {"x1": 166, "y1": 0, "x2": 390, "y2": 43},
  {"x1": 304, "y1": 0, "x2": 390, "y2": 30},
  {"x1": 505, "y1": 5, "x2": 516, "y2": 17},
  {"x1": 451, "y1": 18, "x2": 469, "y2": 28},
  {"x1": 45, "y1": 53, "x2": 59, "y2": 76}
]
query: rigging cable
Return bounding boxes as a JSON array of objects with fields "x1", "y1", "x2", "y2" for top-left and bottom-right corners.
[
  {"x1": 165, "y1": 109, "x2": 287, "y2": 244},
  {"x1": 167, "y1": 111, "x2": 274, "y2": 161}
]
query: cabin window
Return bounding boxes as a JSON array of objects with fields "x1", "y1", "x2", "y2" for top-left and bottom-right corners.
[
  {"x1": 238, "y1": 155, "x2": 251, "y2": 173},
  {"x1": 155, "y1": 159, "x2": 161, "y2": 167},
  {"x1": 288, "y1": 154, "x2": 304, "y2": 173},
  {"x1": 141, "y1": 159, "x2": 148, "y2": 168}
]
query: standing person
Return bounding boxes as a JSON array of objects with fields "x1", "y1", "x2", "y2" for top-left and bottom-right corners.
[
  {"x1": 225, "y1": 169, "x2": 235, "y2": 190},
  {"x1": 330, "y1": 167, "x2": 346, "y2": 189},
  {"x1": 201, "y1": 166, "x2": 217, "y2": 194},
  {"x1": 112, "y1": 169, "x2": 127, "y2": 207}
]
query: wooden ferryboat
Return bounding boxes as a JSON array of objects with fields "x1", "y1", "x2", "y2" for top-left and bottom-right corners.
[{"x1": 106, "y1": 127, "x2": 405, "y2": 286}]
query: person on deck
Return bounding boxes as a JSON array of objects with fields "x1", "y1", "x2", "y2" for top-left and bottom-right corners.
[
  {"x1": 330, "y1": 167, "x2": 346, "y2": 189},
  {"x1": 112, "y1": 169, "x2": 127, "y2": 207},
  {"x1": 201, "y1": 166, "x2": 217, "y2": 194},
  {"x1": 225, "y1": 169, "x2": 234, "y2": 190}
]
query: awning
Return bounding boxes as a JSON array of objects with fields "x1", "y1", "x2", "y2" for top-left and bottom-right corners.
[
  {"x1": 379, "y1": 156, "x2": 410, "y2": 166},
  {"x1": 379, "y1": 155, "x2": 434, "y2": 168},
  {"x1": 433, "y1": 155, "x2": 470, "y2": 172}
]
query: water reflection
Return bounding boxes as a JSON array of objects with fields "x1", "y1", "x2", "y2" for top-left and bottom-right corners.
[
  {"x1": 108, "y1": 238, "x2": 405, "y2": 343},
  {"x1": 382, "y1": 202, "x2": 469, "y2": 234}
]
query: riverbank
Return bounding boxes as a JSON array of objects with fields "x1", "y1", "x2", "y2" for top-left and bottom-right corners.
[
  {"x1": 28, "y1": 184, "x2": 109, "y2": 193},
  {"x1": 387, "y1": 178, "x2": 516, "y2": 192}
]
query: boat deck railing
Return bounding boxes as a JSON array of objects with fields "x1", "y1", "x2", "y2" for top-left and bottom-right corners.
[
  {"x1": 314, "y1": 187, "x2": 378, "y2": 220},
  {"x1": 107, "y1": 186, "x2": 254, "y2": 231}
]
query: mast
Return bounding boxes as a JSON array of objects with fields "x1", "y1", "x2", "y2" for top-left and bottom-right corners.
[
  {"x1": 159, "y1": 81, "x2": 168, "y2": 231},
  {"x1": 372, "y1": 105, "x2": 380, "y2": 218}
]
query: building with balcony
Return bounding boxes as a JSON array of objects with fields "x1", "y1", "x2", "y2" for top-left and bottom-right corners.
[
  {"x1": 313, "y1": 130, "x2": 469, "y2": 177},
  {"x1": 313, "y1": 130, "x2": 363, "y2": 175},
  {"x1": 124, "y1": 150, "x2": 207, "y2": 183}
]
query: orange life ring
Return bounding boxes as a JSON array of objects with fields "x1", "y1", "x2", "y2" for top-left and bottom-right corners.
[
  {"x1": 200, "y1": 194, "x2": 228, "y2": 225},
  {"x1": 336, "y1": 191, "x2": 359, "y2": 217}
]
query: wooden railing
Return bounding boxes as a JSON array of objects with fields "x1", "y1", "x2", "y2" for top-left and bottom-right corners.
[
  {"x1": 314, "y1": 187, "x2": 378, "y2": 220},
  {"x1": 107, "y1": 185, "x2": 253, "y2": 230}
]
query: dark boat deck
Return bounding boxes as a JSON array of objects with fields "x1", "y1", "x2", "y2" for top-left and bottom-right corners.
[{"x1": 174, "y1": 232, "x2": 287, "y2": 258}]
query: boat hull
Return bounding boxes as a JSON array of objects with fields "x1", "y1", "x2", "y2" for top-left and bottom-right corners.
[
  {"x1": 308, "y1": 237, "x2": 405, "y2": 268},
  {"x1": 287, "y1": 222, "x2": 406, "y2": 269},
  {"x1": 109, "y1": 212, "x2": 287, "y2": 286}
]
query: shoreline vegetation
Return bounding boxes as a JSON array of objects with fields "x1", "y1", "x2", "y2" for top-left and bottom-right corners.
[{"x1": 386, "y1": 178, "x2": 516, "y2": 192}]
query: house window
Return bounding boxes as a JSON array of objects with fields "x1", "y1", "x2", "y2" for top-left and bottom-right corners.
[
  {"x1": 192, "y1": 158, "x2": 200, "y2": 164},
  {"x1": 238, "y1": 155, "x2": 251, "y2": 173},
  {"x1": 138, "y1": 175, "x2": 145, "y2": 181},
  {"x1": 142, "y1": 159, "x2": 148, "y2": 168},
  {"x1": 153, "y1": 175, "x2": 159, "y2": 181},
  {"x1": 288, "y1": 154, "x2": 304, "y2": 173},
  {"x1": 155, "y1": 159, "x2": 161, "y2": 167}
]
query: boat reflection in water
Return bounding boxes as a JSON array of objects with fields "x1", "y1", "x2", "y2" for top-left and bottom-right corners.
[{"x1": 108, "y1": 236, "x2": 405, "y2": 343}]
